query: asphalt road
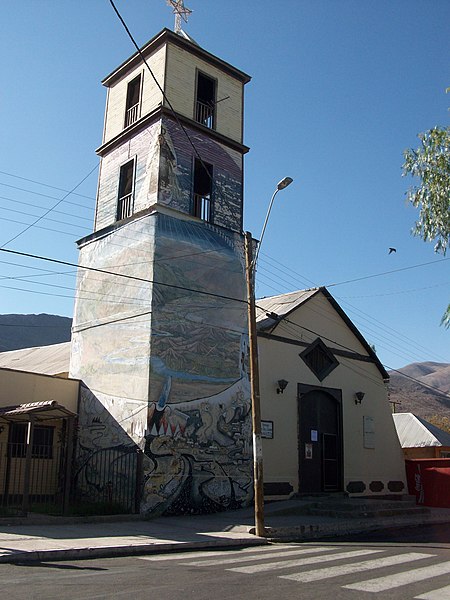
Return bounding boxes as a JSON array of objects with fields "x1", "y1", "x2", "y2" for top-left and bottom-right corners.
[{"x1": 1, "y1": 530, "x2": 450, "y2": 600}]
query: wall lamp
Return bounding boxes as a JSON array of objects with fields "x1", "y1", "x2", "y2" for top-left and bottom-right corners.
[
  {"x1": 277, "y1": 379, "x2": 289, "y2": 394},
  {"x1": 354, "y1": 391, "x2": 365, "y2": 405}
]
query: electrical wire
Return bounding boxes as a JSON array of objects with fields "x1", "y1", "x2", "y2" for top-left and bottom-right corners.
[
  {"x1": 0, "y1": 170, "x2": 96, "y2": 201},
  {"x1": 0, "y1": 163, "x2": 99, "y2": 249},
  {"x1": 0, "y1": 248, "x2": 248, "y2": 306},
  {"x1": 108, "y1": 0, "x2": 216, "y2": 188}
]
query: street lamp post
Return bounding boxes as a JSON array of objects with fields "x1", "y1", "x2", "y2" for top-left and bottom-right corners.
[{"x1": 245, "y1": 176, "x2": 293, "y2": 538}]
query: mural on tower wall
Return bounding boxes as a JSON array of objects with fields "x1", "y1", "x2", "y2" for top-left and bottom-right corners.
[
  {"x1": 70, "y1": 119, "x2": 252, "y2": 513},
  {"x1": 143, "y1": 213, "x2": 252, "y2": 514}
]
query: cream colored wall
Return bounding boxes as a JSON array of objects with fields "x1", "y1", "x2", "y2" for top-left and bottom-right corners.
[
  {"x1": 164, "y1": 43, "x2": 244, "y2": 143},
  {"x1": 259, "y1": 293, "x2": 407, "y2": 497},
  {"x1": 103, "y1": 45, "x2": 166, "y2": 144},
  {"x1": 0, "y1": 369, "x2": 79, "y2": 413}
]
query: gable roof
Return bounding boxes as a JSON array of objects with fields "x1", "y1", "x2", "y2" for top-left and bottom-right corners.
[
  {"x1": 0, "y1": 342, "x2": 71, "y2": 377},
  {"x1": 393, "y1": 412, "x2": 450, "y2": 448},
  {"x1": 256, "y1": 286, "x2": 388, "y2": 380}
]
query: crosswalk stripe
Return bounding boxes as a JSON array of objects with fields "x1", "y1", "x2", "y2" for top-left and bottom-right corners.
[
  {"x1": 182, "y1": 546, "x2": 337, "y2": 567},
  {"x1": 281, "y1": 552, "x2": 434, "y2": 583},
  {"x1": 138, "y1": 544, "x2": 301, "y2": 561},
  {"x1": 344, "y1": 561, "x2": 450, "y2": 593},
  {"x1": 415, "y1": 584, "x2": 450, "y2": 599},
  {"x1": 228, "y1": 549, "x2": 383, "y2": 574}
]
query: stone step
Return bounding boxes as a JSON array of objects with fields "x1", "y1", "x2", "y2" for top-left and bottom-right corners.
[
  {"x1": 307, "y1": 506, "x2": 430, "y2": 519},
  {"x1": 309, "y1": 500, "x2": 418, "y2": 512}
]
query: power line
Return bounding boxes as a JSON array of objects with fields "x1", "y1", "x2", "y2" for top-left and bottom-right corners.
[
  {"x1": 326, "y1": 257, "x2": 450, "y2": 288},
  {"x1": 0, "y1": 163, "x2": 98, "y2": 249},
  {"x1": 108, "y1": 0, "x2": 215, "y2": 188},
  {"x1": 0, "y1": 248, "x2": 248, "y2": 306},
  {"x1": 0, "y1": 170, "x2": 96, "y2": 201},
  {"x1": 0, "y1": 181, "x2": 95, "y2": 211},
  {"x1": 0, "y1": 195, "x2": 93, "y2": 222},
  {"x1": 262, "y1": 309, "x2": 450, "y2": 400}
]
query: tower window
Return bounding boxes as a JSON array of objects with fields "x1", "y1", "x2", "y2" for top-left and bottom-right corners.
[
  {"x1": 193, "y1": 158, "x2": 213, "y2": 222},
  {"x1": 195, "y1": 72, "x2": 216, "y2": 129},
  {"x1": 117, "y1": 159, "x2": 135, "y2": 221},
  {"x1": 124, "y1": 74, "x2": 141, "y2": 128}
]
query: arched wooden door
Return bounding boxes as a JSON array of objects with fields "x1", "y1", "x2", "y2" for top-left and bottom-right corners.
[{"x1": 298, "y1": 385, "x2": 342, "y2": 493}]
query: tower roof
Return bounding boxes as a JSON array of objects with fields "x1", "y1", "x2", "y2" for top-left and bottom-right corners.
[{"x1": 102, "y1": 28, "x2": 251, "y2": 87}]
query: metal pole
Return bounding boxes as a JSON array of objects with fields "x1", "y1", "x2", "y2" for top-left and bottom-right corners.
[{"x1": 244, "y1": 231, "x2": 265, "y2": 537}]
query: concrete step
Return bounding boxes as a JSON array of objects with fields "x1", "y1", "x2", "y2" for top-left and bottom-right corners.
[{"x1": 307, "y1": 506, "x2": 430, "y2": 519}]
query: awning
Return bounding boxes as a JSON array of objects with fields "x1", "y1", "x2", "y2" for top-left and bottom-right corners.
[{"x1": 0, "y1": 400, "x2": 77, "y2": 422}]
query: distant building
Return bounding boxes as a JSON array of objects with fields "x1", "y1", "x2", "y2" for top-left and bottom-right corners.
[{"x1": 393, "y1": 412, "x2": 450, "y2": 459}]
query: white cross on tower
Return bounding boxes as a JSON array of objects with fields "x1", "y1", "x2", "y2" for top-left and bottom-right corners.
[{"x1": 166, "y1": 0, "x2": 192, "y2": 34}]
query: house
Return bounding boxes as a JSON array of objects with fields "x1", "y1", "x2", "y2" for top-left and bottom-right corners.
[
  {"x1": 256, "y1": 287, "x2": 407, "y2": 498},
  {"x1": 393, "y1": 412, "x2": 450, "y2": 459},
  {"x1": 0, "y1": 361, "x2": 78, "y2": 514}
]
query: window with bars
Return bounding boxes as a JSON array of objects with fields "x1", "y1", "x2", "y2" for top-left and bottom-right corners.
[
  {"x1": 9, "y1": 423, "x2": 55, "y2": 459},
  {"x1": 124, "y1": 74, "x2": 141, "y2": 128},
  {"x1": 195, "y1": 72, "x2": 216, "y2": 129},
  {"x1": 192, "y1": 158, "x2": 213, "y2": 222},
  {"x1": 116, "y1": 159, "x2": 135, "y2": 221}
]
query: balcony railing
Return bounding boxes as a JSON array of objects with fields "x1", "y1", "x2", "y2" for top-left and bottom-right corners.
[
  {"x1": 195, "y1": 100, "x2": 215, "y2": 129},
  {"x1": 124, "y1": 103, "x2": 139, "y2": 128},
  {"x1": 117, "y1": 193, "x2": 133, "y2": 221},
  {"x1": 193, "y1": 194, "x2": 211, "y2": 222}
]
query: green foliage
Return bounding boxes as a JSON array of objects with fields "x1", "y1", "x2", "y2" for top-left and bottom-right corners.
[{"x1": 403, "y1": 125, "x2": 450, "y2": 327}]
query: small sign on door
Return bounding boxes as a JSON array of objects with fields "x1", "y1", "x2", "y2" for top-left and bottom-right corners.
[
  {"x1": 311, "y1": 429, "x2": 318, "y2": 442},
  {"x1": 305, "y1": 443, "x2": 313, "y2": 459}
]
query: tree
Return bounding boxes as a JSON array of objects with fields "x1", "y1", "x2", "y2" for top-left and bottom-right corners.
[{"x1": 403, "y1": 124, "x2": 450, "y2": 327}]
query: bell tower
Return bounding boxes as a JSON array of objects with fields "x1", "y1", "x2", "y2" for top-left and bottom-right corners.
[{"x1": 70, "y1": 22, "x2": 253, "y2": 514}]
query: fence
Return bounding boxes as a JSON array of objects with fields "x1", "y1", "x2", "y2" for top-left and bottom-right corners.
[
  {"x1": 71, "y1": 446, "x2": 143, "y2": 515},
  {"x1": 0, "y1": 440, "x2": 67, "y2": 516}
]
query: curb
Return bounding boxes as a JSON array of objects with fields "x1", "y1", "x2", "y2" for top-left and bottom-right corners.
[{"x1": 0, "y1": 537, "x2": 268, "y2": 564}]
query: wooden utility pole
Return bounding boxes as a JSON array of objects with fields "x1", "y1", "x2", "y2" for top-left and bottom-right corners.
[{"x1": 244, "y1": 231, "x2": 265, "y2": 537}]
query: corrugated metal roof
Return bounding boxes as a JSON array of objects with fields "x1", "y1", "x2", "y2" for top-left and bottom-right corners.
[
  {"x1": 0, "y1": 400, "x2": 76, "y2": 422},
  {"x1": 393, "y1": 412, "x2": 450, "y2": 448},
  {"x1": 256, "y1": 288, "x2": 319, "y2": 329},
  {"x1": 0, "y1": 342, "x2": 71, "y2": 376}
]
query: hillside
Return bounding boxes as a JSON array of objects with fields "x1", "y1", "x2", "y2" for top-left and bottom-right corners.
[
  {"x1": 389, "y1": 361, "x2": 450, "y2": 421},
  {"x1": 0, "y1": 314, "x2": 72, "y2": 352}
]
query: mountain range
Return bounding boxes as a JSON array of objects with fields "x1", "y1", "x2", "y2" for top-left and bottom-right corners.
[
  {"x1": 0, "y1": 313, "x2": 72, "y2": 353},
  {"x1": 388, "y1": 361, "x2": 450, "y2": 420}
]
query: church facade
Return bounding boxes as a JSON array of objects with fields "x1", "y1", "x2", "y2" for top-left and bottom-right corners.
[{"x1": 69, "y1": 28, "x2": 254, "y2": 515}]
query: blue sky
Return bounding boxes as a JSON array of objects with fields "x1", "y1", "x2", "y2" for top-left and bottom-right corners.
[{"x1": 0, "y1": 0, "x2": 449, "y2": 371}]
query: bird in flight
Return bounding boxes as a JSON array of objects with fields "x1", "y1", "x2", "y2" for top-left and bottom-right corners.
[{"x1": 388, "y1": 247, "x2": 397, "y2": 254}]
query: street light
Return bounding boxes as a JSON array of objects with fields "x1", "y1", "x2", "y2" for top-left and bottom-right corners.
[
  {"x1": 244, "y1": 176, "x2": 293, "y2": 537},
  {"x1": 252, "y1": 177, "x2": 293, "y2": 270}
]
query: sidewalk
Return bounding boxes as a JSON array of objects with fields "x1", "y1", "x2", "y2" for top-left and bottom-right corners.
[{"x1": 0, "y1": 498, "x2": 449, "y2": 564}]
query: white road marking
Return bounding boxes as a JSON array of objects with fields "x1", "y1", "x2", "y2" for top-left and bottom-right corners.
[
  {"x1": 344, "y1": 561, "x2": 450, "y2": 593},
  {"x1": 137, "y1": 544, "x2": 306, "y2": 561},
  {"x1": 181, "y1": 546, "x2": 337, "y2": 567},
  {"x1": 228, "y1": 549, "x2": 383, "y2": 574},
  {"x1": 415, "y1": 584, "x2": 450, "y2": 599},
  {"x1": 281, "y1": 552, "x2": 434, "y2": 583}
]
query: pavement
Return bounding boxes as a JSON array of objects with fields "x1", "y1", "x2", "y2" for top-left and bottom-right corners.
[{"x1": 0, "y1": 498, "x2": 449, "y2": 564}]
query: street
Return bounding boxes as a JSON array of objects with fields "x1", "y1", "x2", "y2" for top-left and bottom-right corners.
[{"x1": 1, "y1": 527, "x2": 450, "y2": 600}]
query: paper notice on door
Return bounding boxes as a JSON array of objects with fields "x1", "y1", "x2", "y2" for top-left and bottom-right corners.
[{"x1": 305, "y1": 443, "x2": 313, "y2": 459}]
